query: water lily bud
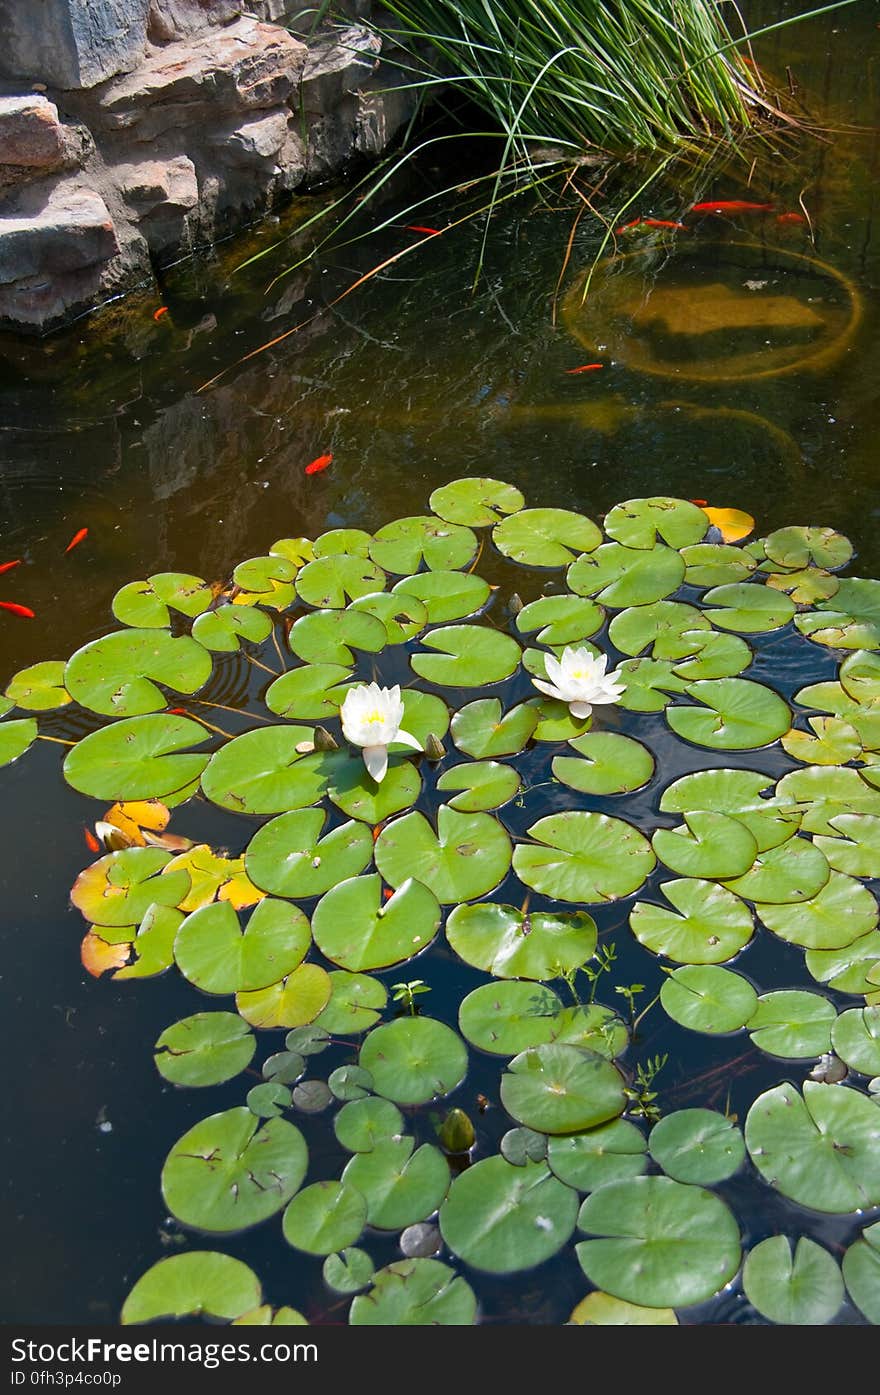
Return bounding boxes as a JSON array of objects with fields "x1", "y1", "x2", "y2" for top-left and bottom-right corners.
[
  {"x1": 313, "y1": 725, "x2": 339, "y2": 752},
  {"x1": 95, "y1": 821, "x2": 134, "y2": 852},
  {"x1": 508, "y1": 593, "x2": 524, "y2": 616},
  {"x1": 438, "y1": 1107, "x2": 476, "y2": 1154},
  {"x1": 424, "y1": 732, "x2": 446, "y2": 761}
]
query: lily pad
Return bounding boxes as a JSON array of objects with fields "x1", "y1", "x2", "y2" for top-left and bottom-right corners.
[
  {"x1": 327, "y1": 757, "x2": 422, "y2": 824},
  {"x1": 154, "y1": 1012, "x2": 256, "y2": 1087},
  {"x1": 245, "y1": 809, "x2": 372, "y2": 898},
  {"x1": 4, "y1": 661, "x2": 70, "y2": 711},
  {"x1": 745, "y1": 1081, "x2": 880, "y2": 1212},
  {"x1": 200, "y1": 726, "x2": 317, "y2": 814},
  {"x1": 295, "y1": 555, "x2": 386, "y2": 608},
  {"x1": 842, "y1": 1223, "x2": 880, "y2": 1325},
  {"x1": 450, "y1": 698, "x2": 538, "y2": 757},
  {"x1": 782, "y1": 716, "x2": 862, "y2": 766},
  {"x1": 246, "y1": 1083, "x2": 291, "y2": 1118},
  {"x1": 121, "y1": 1252, "x2": 262, "y2": 1325},
  {"x1": 436, "y1": 760, "x2": 521, "y2": 812},
  {"x1": 661, "y1": 769, "x2": 800, "y2": 852},
  {"x1": 608, "y1": 601, "x2": 710, "y2": 658},
  {"x1": 500, "y1": 1044, "x2": 626, "y2": 1134},
  {"x1": 568, "y1": 542, "x2": 685, "y2": 607},
  {"x1": 746, "y1": 990, "x2": 836, "y2": 1058},
  {"x1": 359, "y1": 1016, "x2": 467, "y2": 1104},
  {"x1": 282, "y1": 1181, "x2": 367, "y2": 1255},
  {"x1": 410, "y1": 625, "x2": 521, "y2": 687},
  {"x1": 755, "y1": 871, "x2": 878, "y2": 950},
  {"x1": 742, "y1": 1236, "x2": 844, "y2": 1325},
  {"x1": 322, "y1": 1248, "x2": 375, "y2": 1295},
  {"x1": 648, "y1": 1109, "x2": 745, "y2": 1184},
  {"x1": 446, "y1": 902, "x2": 597, "y2": 980},
  {"x1": 71, "y1": 846, "x2": 189, "y2": 927},
  {"x1": 65, "y1": 629, "x2": 213, "y2": 717},
  {"x1": 840, "y1": 649, "x2": 880, "y2": 705},
  {"x1": 0, "y1": 717, "x2": 38, "y2": 768},
  {"x1": 547, "y1": 1119, "x2": 648, "y2": 1192},
  {"x1": 615, "y1": 658, "x2": 689, "y2": 711},
  {"x1": 114, "y1": 903, "x2": 183, "y2": 980},
  {"x1": 264, "y1": 663, "x2": 353, "y2": 721},
  {"x1": 311, "y1": 874, "x2": 441, "y2": 971},
  {"x1": 288, "y1": 608, "x2": 387, "y2": 666},
  {"x1": 341, "y1": 1137, "x2": 450, "y2": 1229},
  {"x1": 660, "y1": 965, "x2": 759, "y2": 1034},
  {"x1": 515, "y1": 594, "x2": 605, "y2": 646},
  {"x1": 458, "y1": 982, "x2": 616, "y2": 1056},
  {"x1": 334, "y1": 1097, "x2": 405, "y2": 1153},
  {"x1": 112, "y1": 573, "x2": 214, "y2": 628},
  {"x1": 173, "y1": 897, "x2": 311, "y2": 994},
  {"x1": 161, "y1": 1108, "x2": 308, "y2": 1232},
  {"x1": 62, "y1": 714, "x2": 209, "y2": 801},
  {"x1": 776, "y1": 765, "x2": 880, "y2": 836},
  {"x1": 391, "y1": 570, "x2": 490, "y2": 624},
  {"x1": 805, "y1": 929, "x2": 880, "y2": 995},
  {"x1": 665, "y1": 678, "x2": 790, "y2": 750},
  {"x1": 764, "y1": 525, "x2": 852, "y2": 571},
  {"x1": 349, "y1": 1259, "x2": 476, "y2": 1325},
  {"x1": 232, "y1": 554, "x2": 297, "y2": 608},
  {"x1": 348, "y1": 590, "x2": 427, "y2": 643},
  {"x1": 439, "y1": 1157, "x2": 578, "y2": 1273},
  {"x1": 374, "y1": 806, "x2": 511, "y2": 904},
  {"x1": 328, "y1": 1064, "x2": 374, "y2": 1101},
  {"x1": 552, "y1": 732, "x2": 654, "y2": 796},
  {"x1": 702, "y1": 583, "x2": 795, "y2": 633},
  {"x1": 513, "y1": 811, "x2": 655, "y2": 903},
  {"x1": 164, "y1": 844, "x2": 264, "y2": 912},
  {"x1": 315, "y1": 971, "x2": 388, "y2": 1034},
  {"x1": 235, "y1": 963, "x2": 332, "y2": 1028},
  {"x1": 313, "y1": 529, "x2": 370, "y2": 559},
  {"x1": 493, "y1": 508, "x2": 601, "y2": 567},
  {"x1": 367, "y1": 513, "x2": 477, "y2": 573},
  {"x1": 831, "y1": 1006, "x2": 880, "y2": 1076},
  {"x1": 429, "y1": 476, "x2": 524, "y2": 526},
  {"x1": 604, "y1": 497, "x2": 708, "y2": 550},
  {"x1": 652, "y1": 812, "x2": 758, "y2": 879},
  {"x1": 630, "y1": 879, "x2": 754, "y2": 964},
  {"x1": 576, "y1": 1176, "x2": 741, "y2": 1308},
  {"x1": 569, "y1": 1292, "x2": 677, "y2": 1325},
  {"x1": 681, "y1": 543, "x2": 756, "y2": 588},
  {"x1": 797, "y1": 578, "x2": 880, "y2": 650},
  {"x1": 814, "y1": 813, "x2": 880, "y2": 878},
  {"x1": 525, "y1": 695, "x2": 593, "y2": 742},
  {"x1": 191, "y1": 604, "x2": 273, "y2": 652},
  {"x1": 766, "y1": 567, "x2": 840, "y2": 605}
]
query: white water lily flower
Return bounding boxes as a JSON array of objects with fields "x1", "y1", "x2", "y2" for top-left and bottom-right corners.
[
  {"x1": 531, "y1": 645, "x2": 625, "y2": 719},
  {"x1": 340, "y1": 682, "x2": 422, "y2": 783}
]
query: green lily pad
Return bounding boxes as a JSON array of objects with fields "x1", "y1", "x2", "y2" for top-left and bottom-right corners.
[
  {"x1": 840, "y1": 649, "x2": 880, "y2": 705},
  {"x1": 552, "y1": 733, "x2": 654, "y2": 796},
  {"x1": 295, "y1": 555, "x2": 386, "y2": 609},
  {"x1": 112, "y1": 573, "x2": 214, "y2": 628},
  {"x1": 805, "y1": 929, "x2": 880, "y2": 995},
  {"x1": 436, "y1": 760, "x2": 521, "y2": 811},
  {"x1": 348, "y1": 590, "x2": 427, "y2": 643},
  {"x1": 232, "y1": 554, "x2": 297, "y2": 609},
  {"x1": 334, "y1": 1097, "x2": 405, "y2": 1153},
  {"x1": 327, "y1": 756, "x2": 422, "y2": 824},
  {"x1": 648, "y1": 1109, "x2": 745, "y2": 1185},
  {"x1": 71, "y1": 846, "x2": 189, "y2": 927},
  {"x1": 660, "y1": 965, "x2": 759, "y2": 1033},
  {"x1": 630, "y1": 879, "x2": 754, "y2": 964},
  {"x1": 411, "y1": 625, "x2": 521, "y2": 687},
  {"x1": 576, "y1": 1176, "x2": 741, "y2": 1308},
  {"x1": 288, "y1": 608, "x2": 387, "y2": 665},
  {"x1": 500, "y1": 1044, "x2": 626, "y2": 1134},
  {"x1": 797, "y1": 579, "x2": 880, "y2": 650},
  {"x1": 282, "y1": 1181, "x2": 367, "y2": 1255},
  {"x1": 782, "y1": 716, "x2": 862, "y2": 766},
  {"x1": 265, "y1": 663, "x2": 353, "y2": 721},
  {"x1": 172, "y1": 897, "x2": 311, "y2": 994},
  {"x1": 569, "y1": 1292, "x2": 678, "y2": 1325},
  {"x1": 660, "y1": 768, "x2": 800, "y2": 853},
  {"x1": 568, "y1": 542, "x2": 685, "y2": 607},
  {"x1": 755, "y1": 871, "x2": 878, "y2": 950},
  {"x1": 311, "y1": 874, "x2": 441, "y2": 971},
  {"x1": 114, "y1": 903, "x2": 183, "y2": 980},
  {"x1": 615, "y1": 658, "x2": 689, "y2": 711},
  {"x1": 342, "y1": 1137, "x2": 450, "y2": 1229},
  {"x1": 161, "y1": 1108, "x2": 308, "y2": 1232},
  {"x1": 745, "y1": 1081, "x2": 880, "y2": 1212},
  {"x1": 776, "y1": 765, "x2": 880, "y2": 835},
  {"x1": 766, "y1": 567, "x2": 840, "y2": 605},
  {"x1": 831, "y1": 1006, "x2": 880, "y2": 1076},
  {"x1": 670, "y1": 631, "x2": 752, "y2": 681},
  {"x1": 681, "y1": 543, "x2": 756, "y2": 588},
  {"x1": 291, "y1": 1081, "x2": 333, "y2": 1114},
  {"x1": 842, "y1": 1223, "x2": 880, "y2": 1324},
  {"x1": 62, "y1": 713, "x2": 209, "y2": 801},
  {"x1": 328, "y1": 1064, "x2": 374, "y2": 1101},
  {"x1": 814, "y1": 813, "x2": 880, "y2": 878},
  {"x1": 515, "y1": 594, "x2": 605, "y2": 646},
  {"x1": 5, "y1": 661, "x2": 70, "y2": 711},
  {"x1": 64, "y1": 629, "x2": 213, "y2": 717},
  {"x1": 262, "y1": 1051, "x2": 306, "y2": 1084},
  {"x1": 547, "y1": 1119, "x2": 648, "y2": 1192},
  {"x1": 429, "y1": 476, "x2": 524, "y2": 526},
  {"x1": 604, "y1": 497, "x2": 708, "y2": 550},
  {"x1": 493, "y1": 508, "x2": 601, "y2": 567},
  {"x1": 200, "y1": 725, "x2": 316, "y2": 814},
  {"x1": 235, "y1": 963, "x2": 331, "y2": 1028},
  {"x1": 391, "y1": 571, "x2": 490, "y2": 624},
  {"x1": 702, "y1": 582, "x2": 795, "y2": 633},
  {"x1": 322, "y1": 1248, "x2": 375, "y2": 1295},
  {"x1": 315, "y1": 971, "x2": 388, "y2": 1034},
  {"x1": 458, "y1": 981, "x2": 606, "y2": 1056},
  {"x1": 191, "y1": 604, "x2": 273, "y2": 652},
  {"x1": 246, "y1": 1083, "x2": 291, "y2": 1117},
  {"x1": 747, "y1": 990, "x2": 835, "y2": 1059},
  {"x1": 652, "y1": 812, "x2": 758, "y2": 879},
  {"x1": 500, "y1": 1127, "x2": 547, "y2": 1166},
  {"x1": 666, "y1": 678, "x2": 791, "y2": 750},
  {"x1": 764, "y1": 525, "x2": 852, "y2": 571},
  {"x1": 374, "y1": 806, "x2": 511, "y2": 904},
  {"x1": 513, "y1": 811, "x2": 655, "y2": 903},
  {"x1": 742, "y1": 1236, "x2": 844, "y2": 1325},
  {"x1": 359, "y1": 1016, "x2": 467, "y2": 1104},
  {"x1": 0, "y1": 716, "x2": 38, "y2": 768},
  {"x1": 608, "y1": 601, "x2": 710, "y2": 658},
  {"x1": 245, "y1": 809, "x2": 372, "y2": 898},
  {"x1": 153, "y1": 1012, "x2": 255, "y2": 1087},
  {"x1": 121, "y1": 1252, "x2": 262, "y2": 1325},
  {"x1": 450, "y1": 698, "x2": 537, "y2": 758},
  {"x1": 313, "y1": 529, "x2": 370, "y2": 559},
  {"x1": 446, "y1": 902, "x2": 597, "y2": 980},
  {"x1": 440, "y1": 1157, "x2": 578, "y2": 1273},
  {"x1": 368, "y1": 516, "x2": 477, "y2": 573},
  {"x1": 349, "y1": 1259, "x2": 476, "y2": 1325},
  {"x1": 525, "y1": 696, "x2": 593, "y2": 742},
  {"x1": 725, "y1": 836, "x2": 831, "y2": 904}
]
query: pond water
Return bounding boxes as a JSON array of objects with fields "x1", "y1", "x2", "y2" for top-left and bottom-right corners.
[{"x1": 1, "y1": 0, "x2": 879, "y2": 1326}]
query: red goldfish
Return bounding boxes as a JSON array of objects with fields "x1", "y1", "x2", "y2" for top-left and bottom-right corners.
[{"x1": 305, "y1": 453, "x2": 333, "y2": 476}]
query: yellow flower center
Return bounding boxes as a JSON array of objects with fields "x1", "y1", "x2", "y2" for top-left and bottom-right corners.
[{"x1": 366, "y1": 710, "x2": 385, "y2": 725}]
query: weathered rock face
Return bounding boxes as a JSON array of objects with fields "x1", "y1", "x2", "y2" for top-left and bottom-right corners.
[
  {"x1": 0, "y1": 0, "x2": 151, "y2": 88},
  {"x1": 0, "y1": 7, "x2": 420, "y2": 334}
]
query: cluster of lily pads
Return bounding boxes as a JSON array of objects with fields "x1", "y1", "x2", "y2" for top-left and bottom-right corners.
[{"x1": 3, "y1": 480, "x2": 880, "y2": 1327}]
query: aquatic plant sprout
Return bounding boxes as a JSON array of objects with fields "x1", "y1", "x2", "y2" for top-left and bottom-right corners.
[
  {"x1": 4, "y1": 480, "x2": 880, "y2": 1326},
  {"x1": 340, "y1": 682, "x2": 423, "y2": 782},
  {"x1": 531, "y1": 645, "x2": 625, "y2": 718}
]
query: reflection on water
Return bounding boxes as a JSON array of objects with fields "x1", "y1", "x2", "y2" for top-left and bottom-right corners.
[{"x1": 1, "y1": 0, "x2": 879, "y2": 1324}]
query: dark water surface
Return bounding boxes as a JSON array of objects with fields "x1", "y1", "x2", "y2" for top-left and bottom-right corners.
[{"x1": 1, "y1": 1, "x2": 879, "y2": 1325}]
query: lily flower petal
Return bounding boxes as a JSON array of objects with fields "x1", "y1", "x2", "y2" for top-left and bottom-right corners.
[{"x1": 363, "y1": 744, "x2": 389, "y2": 783}]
